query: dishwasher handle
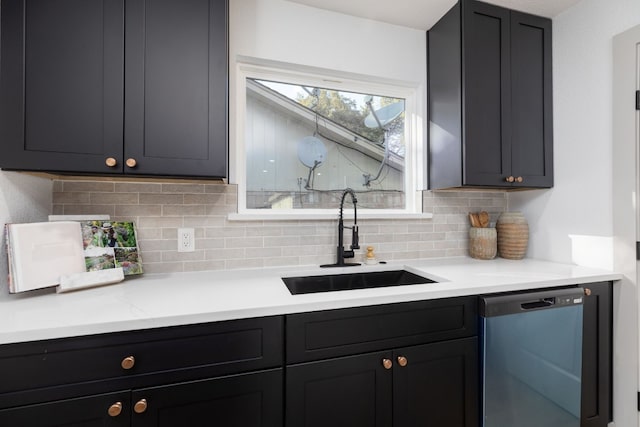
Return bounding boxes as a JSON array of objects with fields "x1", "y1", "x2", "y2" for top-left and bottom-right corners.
[
  {"x1": 480, "y1": 288, "x2": 584, "y2": 317},
  {"x1": 521, "y1": 298, "x2": 555, "y2": 310}
]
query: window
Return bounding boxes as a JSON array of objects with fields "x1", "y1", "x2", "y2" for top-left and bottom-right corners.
[{"x1": 232, "y1": 62, "x2": 425, "y2": 219}]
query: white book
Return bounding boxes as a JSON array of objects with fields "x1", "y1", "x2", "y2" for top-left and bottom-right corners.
[{"x1": 6, "y1": 221, "x2": 87, "y2": 293}]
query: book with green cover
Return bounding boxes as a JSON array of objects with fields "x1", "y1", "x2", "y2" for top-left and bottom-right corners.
[{"x1": 80, "y1": 221, "x2": 143, "y2": 276}]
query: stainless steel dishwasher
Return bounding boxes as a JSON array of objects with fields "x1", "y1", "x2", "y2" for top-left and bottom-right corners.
[{"x1": 480, "y1": 288, "x2": 585, "y2": 427}]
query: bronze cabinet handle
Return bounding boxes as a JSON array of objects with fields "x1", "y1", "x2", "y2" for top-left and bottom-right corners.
[
  {"x1": 121, "y1": 355, "x2": 135, "y2": 370},
  {"x1": 108, "y1": 402, "x2": 123, "y2": 417},
  {"x1": 105, "y1": 157, "x2": 117, "y2": 167},
  {"x1": 505, "y1": 176, "x2": 515, "y2": 183},
  {"x1": 134, "y1": 399, "x2": 148, "y2": 414},
  {"x1": 397, "y1": 356, "x2": 408, "y2": 367},
  {"x1": 382, "y1": 358, "x2": 393, "y2": 370},
  {"x1": 516, "y1": 176, "x2": 523, "y2": 183},
  {"x1": 126, "y1": 158, "x2": 137, "y2": 168}
]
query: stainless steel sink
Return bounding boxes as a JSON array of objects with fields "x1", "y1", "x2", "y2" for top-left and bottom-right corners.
[{"x1": 282, "y1": 269, "x2": 436, "y2": 295}]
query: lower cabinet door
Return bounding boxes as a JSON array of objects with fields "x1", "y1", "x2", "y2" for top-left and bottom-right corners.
[
  {"x1": 286, "y1": 351, "x2": 393, "y2": 427},
  {"x1": 130, "y1": 368, "x2": 282, "y2": 427},
  {"x1": 393, "y1": 337, "x2": 479, "y2": 427},
  {"x1": 581, "y1": 282, "x2": 613, "y2": 427},
  {"x1": 0, "y1": 391, "x2": 130, "y2": 427}
]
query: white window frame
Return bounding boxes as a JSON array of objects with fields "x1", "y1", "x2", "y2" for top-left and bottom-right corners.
[{"x1": 229, "y1": 58, "x2": 430, "y2": 220}]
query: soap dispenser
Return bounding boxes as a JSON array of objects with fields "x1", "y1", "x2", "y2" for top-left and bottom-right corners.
[{"x1": 365, "y1": 246, "x2": 378, "y2": 265}]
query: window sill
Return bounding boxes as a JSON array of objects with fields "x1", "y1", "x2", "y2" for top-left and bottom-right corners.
[{"x1": 227, "y1": 212, "x2": 434, "y2": 221}]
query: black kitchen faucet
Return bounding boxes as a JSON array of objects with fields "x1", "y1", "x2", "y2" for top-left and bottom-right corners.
[{"x1": 321, "y1": 188, "x2": 360, "y2": 267}]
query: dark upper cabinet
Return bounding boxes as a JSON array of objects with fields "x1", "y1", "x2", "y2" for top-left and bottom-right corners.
[
  {"x1": 124, "y1": 0, "x2": 227, "y2": 177},
  {"x1": 428, "y1": 0, "x2": 553, "y2": 189},
  {"x1": 509, "y1": 11, "x2": 553, "y2": 188},
  {"x1": 0, "y1": 0, "x2": 228, "y2": 178},
  {"x1": 0, "y1": 0, "x2": 124, "y2": 174}
]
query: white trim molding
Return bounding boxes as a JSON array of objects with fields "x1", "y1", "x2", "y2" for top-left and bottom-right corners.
[{"x1": 612, "y1": 23, "x2": 640, "y2": 427}]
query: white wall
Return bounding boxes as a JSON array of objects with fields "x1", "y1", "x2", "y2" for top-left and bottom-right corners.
[
  {"x1": 510, "y1": 0, "x2": 640, "y2": 267},
  {"x1": 229, "y1": 0, "x2": 426, "y2": 83},
  {"x1": 0, "y1": 172, "x2": 52, "y2": 300}
]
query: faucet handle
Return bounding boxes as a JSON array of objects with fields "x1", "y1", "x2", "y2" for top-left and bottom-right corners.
[
  {"x1": 351, "y1": 225, "x2": 360, "y2": 250},
  {"x1": 343, "y1": 249, "x2": 355, "y2": 259}
]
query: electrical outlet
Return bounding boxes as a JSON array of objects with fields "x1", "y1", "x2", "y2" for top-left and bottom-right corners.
[{"x1": 177, "y1": 228, "x2": 195, "y2": 252}]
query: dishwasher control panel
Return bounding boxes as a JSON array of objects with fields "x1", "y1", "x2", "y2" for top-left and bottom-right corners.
[
  {"x1": 480, "y1": 287, "x2": 585, "y2": 317},
  {"x1": 556, "y1": 295, "x2": 583, "y2": 305}
]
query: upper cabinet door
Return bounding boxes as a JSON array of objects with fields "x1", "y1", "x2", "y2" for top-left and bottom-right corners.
[
  {"x1": 510, "y1": 11, "x2": 553, "y2": 188},
  {"x1": 0, "y1": 0, "x2": 125, "y2": 174},
  {"x1": 124, "y1": 0, "x2": 228, "y2": 178},
  {"x1": 427, "y1": 0, "x2": 553, "y2": 190},
  {"x1": 462, "y1": 0, "x2": 512, "y2": 187}
]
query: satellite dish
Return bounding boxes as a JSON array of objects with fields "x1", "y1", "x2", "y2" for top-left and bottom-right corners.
[
  {"x1": 364, "y1": 101, "x2": 405, "y2": 129},
  {"x1": 297, "y1": 136, "x2": 327, "y2": 168}
]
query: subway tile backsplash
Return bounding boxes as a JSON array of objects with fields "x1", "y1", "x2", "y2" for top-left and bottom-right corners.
[{"x1": 52, "y1": 179, "x2": 507, "y2": 274}]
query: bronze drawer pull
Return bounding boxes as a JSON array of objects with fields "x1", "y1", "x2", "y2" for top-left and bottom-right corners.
[{"x1": 121, "y1": 355, "x2": 135, "y2": 370}]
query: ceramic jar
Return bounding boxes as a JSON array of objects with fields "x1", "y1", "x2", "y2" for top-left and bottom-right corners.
[
  {"x1": 469, "y1": 227, "x2": 497, "y2": 260},
  {"x1": 496, "y1": 212, "x2": 529, "y2": 259}
]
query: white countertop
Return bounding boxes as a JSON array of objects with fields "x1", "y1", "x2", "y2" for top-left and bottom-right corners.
[{"x1": 0, "y1": 257, "x2": 621, "y2": 345}]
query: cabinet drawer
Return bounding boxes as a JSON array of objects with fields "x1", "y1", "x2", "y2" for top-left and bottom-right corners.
[
  {"x1": 286, "y1": 297, "x2": 477, "y2": 363},
  {"x1": 0, "y1": 316, "x2": 283, "y2": 396}
]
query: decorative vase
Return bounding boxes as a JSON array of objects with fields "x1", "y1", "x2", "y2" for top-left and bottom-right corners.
[
  {"x1": 496, "y1": 212, "x2": 529, "y2": 259},
  {"x1": 469, "y1": 227, "x2": 497, "y2": 260}
]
